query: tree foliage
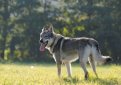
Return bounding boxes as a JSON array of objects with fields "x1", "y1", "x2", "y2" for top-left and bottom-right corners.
[{"x1": 0, "y1": 0, "x2": 121, "y2": 63}]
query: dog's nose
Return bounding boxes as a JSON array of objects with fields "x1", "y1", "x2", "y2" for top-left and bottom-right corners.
[{"x1": 40, "y1": 39, "x2": 43, "y2": 43}]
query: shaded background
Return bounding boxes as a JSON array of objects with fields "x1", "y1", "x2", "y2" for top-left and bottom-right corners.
[{"x1": 0, "y1": 0, "x2": 121, "y2": 63}]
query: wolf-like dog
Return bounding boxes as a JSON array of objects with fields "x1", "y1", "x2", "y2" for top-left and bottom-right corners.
[{"x1": 39, "y1": 24, "x2": 111, "y2": 79}]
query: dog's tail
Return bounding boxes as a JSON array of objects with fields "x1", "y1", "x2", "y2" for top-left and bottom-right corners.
[
  {"x1": 91, "y1": 41, "x2": 112, "y2": 64},
  {"x1": 98, "y1": 55, "x2": 112, "y2": 64}
]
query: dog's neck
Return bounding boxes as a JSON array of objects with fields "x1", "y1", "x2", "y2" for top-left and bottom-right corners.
[{"x1": 46, "y1": 33, "x2": 63, "y2": 54}]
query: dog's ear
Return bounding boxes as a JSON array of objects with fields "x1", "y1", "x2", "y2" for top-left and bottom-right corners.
[
  {"x1": 42, "y1": 24, "x2": 53, "y2": 32},
  {"x1": 42, "y1": 25, "x2": 48, "y2": 32},
  {"x1": 48, "y1": 24, "x2": 53, "y2": 32}
]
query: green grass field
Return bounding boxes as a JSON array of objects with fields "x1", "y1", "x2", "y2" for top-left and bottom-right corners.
[{"x1": 0, "y1": 63, "x2": 120, "y2": 85}]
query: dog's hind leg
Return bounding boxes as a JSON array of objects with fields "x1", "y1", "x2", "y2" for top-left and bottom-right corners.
[
  {"x1": 89, "y1": 56, "x2": 98, "y2": 78},
  {"x1": 79, "y1": 46, "x2": 95, "y2": 80},
  {"x1": 80, "y1": 59, "x2": 89, "y2": 80},
  {"x1": 65, "y1": 62, "x2": 72, "y2": 77},
  {"x1": 78, "y1": 48, "x2": 89, "y2": 80}
]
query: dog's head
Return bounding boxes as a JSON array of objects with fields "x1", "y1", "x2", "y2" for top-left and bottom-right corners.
[{"x1": 39, "y1": 24, "x2": 54, "y2": 51}]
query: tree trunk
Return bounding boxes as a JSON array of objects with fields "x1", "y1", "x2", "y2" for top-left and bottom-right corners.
[{"x1": 0, "y1": 0, "x2": 9, "y2": 60}]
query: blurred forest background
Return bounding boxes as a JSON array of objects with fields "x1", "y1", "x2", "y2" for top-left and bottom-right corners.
[{"x1": 0, "y1": 0, "x2": 121, "y2": 63}]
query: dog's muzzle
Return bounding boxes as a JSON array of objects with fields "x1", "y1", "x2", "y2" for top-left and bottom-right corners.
[
  {"x1": 40, "y1": 39, "x2": 44, "y2": 43},
  {"x1": 39, "y1": 39, "x2": 48, "y2": 52}
]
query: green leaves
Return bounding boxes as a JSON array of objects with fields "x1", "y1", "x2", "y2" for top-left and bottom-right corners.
[{"x1": 0, "y1": 0, "x2": 121, "y2": 63}]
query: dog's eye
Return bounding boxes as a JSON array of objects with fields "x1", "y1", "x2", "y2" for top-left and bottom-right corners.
[
  {"x1": 45, "y1": 35, "x2": 48, "y2": 37},
  {"x1": 44, "y1": 35, "x2": 49, "y2": 38}
]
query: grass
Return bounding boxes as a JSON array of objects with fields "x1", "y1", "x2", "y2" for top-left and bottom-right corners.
[{"x1": 0, "y1": 63, "x2": 120, "y2": 85}]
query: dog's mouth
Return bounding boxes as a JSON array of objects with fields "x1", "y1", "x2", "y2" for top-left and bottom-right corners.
[{"x1": 40, "y1": 41, "x2": 48, "y2": 52}]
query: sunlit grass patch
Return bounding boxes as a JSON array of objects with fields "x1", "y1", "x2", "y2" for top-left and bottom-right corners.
[{"x1": 0, "y1": 63, "x2": 120, "y2": 85}]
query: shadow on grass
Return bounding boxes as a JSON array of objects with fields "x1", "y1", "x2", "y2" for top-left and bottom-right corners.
[
  {"x1": 62, "y1": 76, "x2": 80, "y2": 84},
  {"x1": 62, "y1": 77, "x2": 118, "y2": 85},
  {"x1": 88, "y1": 77, "x2": 118, "y2": 85}
]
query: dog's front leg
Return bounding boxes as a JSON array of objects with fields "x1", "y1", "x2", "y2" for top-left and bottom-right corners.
[
  {"x1": 65, "y1": 62, "x2": 72, "y2": 77},
  {"x1": 57, "y1": 62, "x2": 61, "y2": 77},
  {"x1": 53, "y1": 54, "x2": 62, "y2": 77}
]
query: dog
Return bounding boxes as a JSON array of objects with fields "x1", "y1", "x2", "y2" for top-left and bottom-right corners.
[{"x1": 39, "y1": 24, "x2": 111, "y2": 79}]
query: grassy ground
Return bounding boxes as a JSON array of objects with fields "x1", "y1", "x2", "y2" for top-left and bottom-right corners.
[{"x1": 0, "y1": 63, "x2": 120, "y2": 85}]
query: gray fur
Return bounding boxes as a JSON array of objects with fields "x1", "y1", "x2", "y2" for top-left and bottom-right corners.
[{"x1": 39, "y1": 24, "x2": 111, "y2": 79}]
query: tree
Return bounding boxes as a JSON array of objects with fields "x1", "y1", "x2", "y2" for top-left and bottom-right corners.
[
  {"x1": 0, "y1": 0, "x2": 121, "y2": 63},
  {"x1": 0, "y1": 0, "x2": 12, "y2": 59}
]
